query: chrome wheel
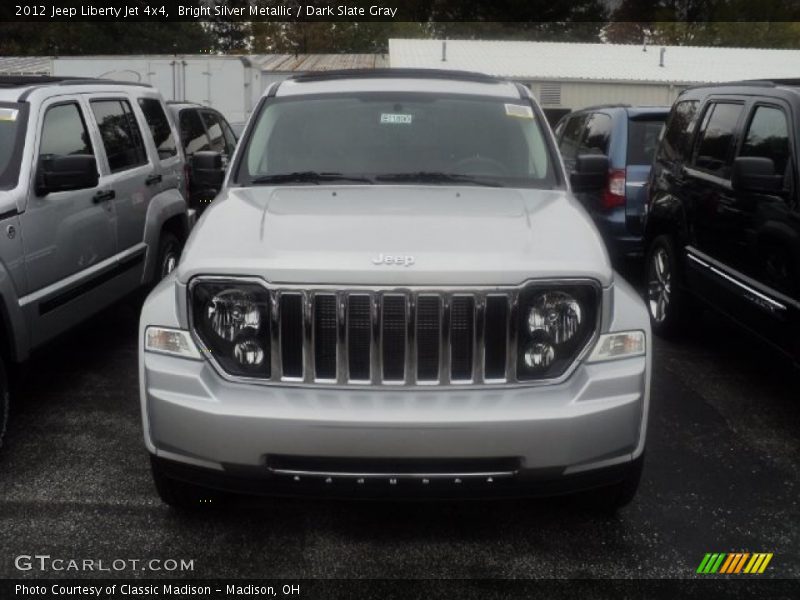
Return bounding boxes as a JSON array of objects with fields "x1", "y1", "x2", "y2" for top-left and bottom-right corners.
[
  {"x1": 160, "y1": 252, "x2": 178, "y2": 279},
  {"x1": 647, "y1": 247, "x2": 672, "y2": 323}
]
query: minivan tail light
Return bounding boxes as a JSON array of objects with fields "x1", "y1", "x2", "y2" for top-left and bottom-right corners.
[{"x1": 601, "y1": 168, "x2": 626, "y2": 210}]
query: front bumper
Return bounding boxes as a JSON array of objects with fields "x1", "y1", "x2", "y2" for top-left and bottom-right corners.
[{"x1": 142, "y1": 350, "x2": 647, "y2": 494}]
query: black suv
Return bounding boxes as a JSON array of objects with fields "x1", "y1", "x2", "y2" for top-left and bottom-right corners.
[{"x1": 645, "y1": 81, "x2": 800, "y2": 363}]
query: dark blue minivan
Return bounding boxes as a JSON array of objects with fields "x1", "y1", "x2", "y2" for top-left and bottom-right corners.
[{"x1": 555, "y1": 105, "x2": 669, "y2": 258}]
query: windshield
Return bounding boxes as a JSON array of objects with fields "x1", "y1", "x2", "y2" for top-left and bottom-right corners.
[
  {"x1": 0, "y1": 102, "x2": 27, "y2": 190},
  {"x1": 237, "y1": 93, "x2": 557, "y2": 188}
]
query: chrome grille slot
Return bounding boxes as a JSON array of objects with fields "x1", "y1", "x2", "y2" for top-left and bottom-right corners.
[
  {"x1": 382, "y1": 295, "x2": 406, "y2": 381},
  {"x1": 416, "y1": 296, "x2": 441, "y2": 381},
  {"x1": 347, "y1": 295, "x2": 372, "y2": 381},
  {"x1": 450, "y1": 296, "x2": 474, "y2": 381},
  {"x1": 313, "y1": 294, "x2": 337, "y2": 380},
  {"x1": 484, "y1": 295, "x2": 509, "y2": 380},
  {"x1": 279, "y1": 293, "x2": 303, "y2": 378}
]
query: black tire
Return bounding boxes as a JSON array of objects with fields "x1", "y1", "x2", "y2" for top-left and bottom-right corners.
[
  {"x1": 150, "y1": 456, "x2": 224, "y2": 510},
  {"x1": 0, "y1": 356, "x2": 8, "y2": 451},
  {"x1": 645, "y1": 235, "x2": 693, "y2": 339},
  {"x1": 156, "y1": 232, "x2": 182, "y2": 281}
]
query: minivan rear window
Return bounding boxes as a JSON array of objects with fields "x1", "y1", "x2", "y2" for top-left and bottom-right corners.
[
  {"x1": 627, "y1": 119, "x2": 666, "y2": 165},
  {"x1": 0, "y1": 102, "x2": 28, "y2": 190}
]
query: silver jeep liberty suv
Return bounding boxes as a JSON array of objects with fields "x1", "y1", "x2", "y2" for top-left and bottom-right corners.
[{"x1": 140, "y1": 70, "x2": 651, "y2": 511}]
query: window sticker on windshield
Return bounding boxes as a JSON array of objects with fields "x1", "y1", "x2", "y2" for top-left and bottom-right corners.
[
  {"x1": 505, "y1": 104, "x2": 534, "y2": 119},
  {"x1": 0, "y1": 108, "x2": 19, "y2": 122},
  {"x1": 380, "y1": 113, "x2": 413, "y2": 125}
]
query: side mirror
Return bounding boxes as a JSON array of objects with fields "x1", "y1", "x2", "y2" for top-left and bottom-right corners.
[
  {"x1": 570, "y1": 154, "x2": 609, "y2": 193},
  {"x1": 37, "y1": 155, "x2": 98, "y2": 195},
  {"x1": 731, "y1": 157, "x2": 783, "y2": 193},
  {"x1": 190, "y1": 151, "x2": 225, "y2": 190}
]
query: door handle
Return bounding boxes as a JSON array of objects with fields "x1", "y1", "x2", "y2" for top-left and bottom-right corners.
[
  {"x1": 93, "y1": 190, "x2": 115, "y2": 203},
  {"x1": 145, "y1": 174, "x2": 163, "y2": 186}
]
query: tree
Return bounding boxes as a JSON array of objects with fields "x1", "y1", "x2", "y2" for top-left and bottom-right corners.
[
  {"x1": 0, "y1": 22, "x2": 212, "y2": 55},
  {"x1": 204, "y1": 0, "x2": 252, "y2": 53}
]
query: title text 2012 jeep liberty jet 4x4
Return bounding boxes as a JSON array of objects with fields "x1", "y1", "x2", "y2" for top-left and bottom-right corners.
[{"x1": 140, "y1": 70, "x2": 652, "y2": 511}]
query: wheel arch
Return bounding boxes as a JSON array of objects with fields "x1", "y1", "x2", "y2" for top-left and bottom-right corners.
[{"x1": 142, "y1": 189, "x2": 190, "y2": 285}]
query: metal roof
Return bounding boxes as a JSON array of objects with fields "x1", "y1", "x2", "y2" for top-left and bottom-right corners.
[
  {"x1": 389, "y1": 39, "x2": 800, "y2": 85},
  {"x1": 0, "y1": 56, "x2": 51, "y2": 75},
  {"x1": 255, "y1": 53, "x2": 388, "y2": 72}
]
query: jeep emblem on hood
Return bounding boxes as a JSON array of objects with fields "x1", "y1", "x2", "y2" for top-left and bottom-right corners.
[{"x1": 372, "y1": 253, "x2": 415, "y2": 267}]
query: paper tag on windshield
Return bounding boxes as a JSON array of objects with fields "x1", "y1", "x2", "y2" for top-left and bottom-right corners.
[
  {"x1": 505, "y1": 104, "x2": 534, "y2": 119},
  {"x1": 0, "y1": 108, "x2": 19, "y2": 122},
  {"x1": 380, "y1": 113, "x2": 412, "y2": 125}
]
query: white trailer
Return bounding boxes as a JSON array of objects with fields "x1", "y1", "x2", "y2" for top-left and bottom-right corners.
[{"x1": 51, "y1": 55, "x2": 262, "y2": 123}]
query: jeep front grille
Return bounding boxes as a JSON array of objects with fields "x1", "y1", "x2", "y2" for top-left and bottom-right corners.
[
  {"x1": 265, "y1": 289, "x2": 515, "y2": 385},
  {"x1": 190, "y1": 282, "x2": 601, "y2": 387}
]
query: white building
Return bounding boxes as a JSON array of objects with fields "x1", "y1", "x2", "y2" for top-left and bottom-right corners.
[
  {"x1": 0, "y1": 54, "x2": 386, "y2": 123},
  {"x1": 389, "y1": 39, "x2": 800, "y2": 120}
]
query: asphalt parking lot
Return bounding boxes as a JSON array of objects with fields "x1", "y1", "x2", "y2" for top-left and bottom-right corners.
[{"x1": 0, "y1": 268, "x2": 798, "y2": 581}]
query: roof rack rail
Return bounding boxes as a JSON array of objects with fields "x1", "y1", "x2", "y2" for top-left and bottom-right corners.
[
  {"x1": 0, "y1": 75, "x2": 152, "y2": 89},
  {"x1": 290, "y1": 68, "x2": 503, "y2": 84},
  {"x1": 575, "y1": 103, "x2": 632, "y2": 112},
  {"x1": 682, "y1": 80, "x2": 778, "y2": 92}
]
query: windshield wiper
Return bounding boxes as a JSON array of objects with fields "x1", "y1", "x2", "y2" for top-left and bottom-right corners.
[
  {"x1": 250, "y1": 171, "x2": 373, "y2": 185},
  {"x1": 375, "y1": 172, "x2": 504, "y2": 187}
]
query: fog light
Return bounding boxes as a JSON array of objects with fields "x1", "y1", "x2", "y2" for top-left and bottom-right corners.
[
  {"x1": 587, "y1": 331, "x2": 645, "y2": 363},
  {"x1": 234, "y1": 339, "x2": 265, "y2": 366},
  {"x1": 523, "y1": 342, "x2": 555, "y2": 370},
  {"x1": 145, "y1": 327, "x2": 202, "y2": 360}
]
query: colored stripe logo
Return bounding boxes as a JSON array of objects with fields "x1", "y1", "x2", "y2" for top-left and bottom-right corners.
[{"x1": 697, "y1": 553, "x2": 773, "y2": 574}]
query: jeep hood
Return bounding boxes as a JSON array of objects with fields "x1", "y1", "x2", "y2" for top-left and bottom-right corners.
[{"x1": 179, "y1": 186, "x2": 613, "y2": 287}]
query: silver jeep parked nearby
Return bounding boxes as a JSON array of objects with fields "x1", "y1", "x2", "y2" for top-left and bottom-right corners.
[
  {"x1": 0, "y1": 76, "x2": 193, "y2": 449},
  {"x1": 140, "y1": 70, "x2": 651, "y2": 511}
]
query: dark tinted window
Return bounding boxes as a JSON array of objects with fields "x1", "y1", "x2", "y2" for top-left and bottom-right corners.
[
  {"x1": 40, "y1": 103, "x2": 93, "y2": 158},
  {"x1": 740, "y1": 106, "x2": 792, "y2": 177},
  {"x1": 91, "y1": 99, "x2": 147, "y2": 173},
  {"x1": 138, "y1": 98, "x2": 177, "y2": 159},
  {"x1": 693, "y1": 102, "x2": 743, "y2": 177},
  {"x1": 179, "y1": 109, "x2": 210, "y2": 156},
  {"x1": 201, "y1": 111, "x2": 227, "y2": 154},
  {"x1": 579, "y1": 113, "x2": 612, "y2": 155},
  {"x1": 559, "y1": 114, "x2": 586, "y2": 160},
  {"x1": 0, "y1": 103, "x2": 27, "y2": 189},
  {"x1": 660, "y1": 100, "x2": 699, "y2": 162},
  {"x1": 627, "y1": 119, "x2": 665, "y2": 165},
  {"x1": 221, "y1": 119, "x2": 237, "y2": 151}
]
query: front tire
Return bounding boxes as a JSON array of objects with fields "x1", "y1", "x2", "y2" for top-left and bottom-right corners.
[
  {"x1": 156, "y1": 232, "x2": 182, "y2": 281},
  {"x1": 150, "y1": 456, "x2": 223, "y2": 510},
  {"x1": 645, "y1": 235, "x2": 692, "y2": 338}
]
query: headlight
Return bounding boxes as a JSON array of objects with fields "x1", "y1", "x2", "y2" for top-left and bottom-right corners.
[
  {"x1": 191, "y1": 281, "x2": 271, "y2": 377},
  {"x1": 526, "y1": 291, "x2": 582, "y2": 344},
  {"x1": 207, "y1": 289, "x2": 261, "y2": 341},
  {"x1": 522, "y1": 342, "x2": 555, "y2": 371},
  {"x1": 517, "y1": 284, "x2": 597, "y2": 380}
]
